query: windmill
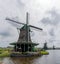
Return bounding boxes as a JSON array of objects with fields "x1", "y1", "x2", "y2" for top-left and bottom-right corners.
[{"x1": 6, "y1": 12, "x2": 43, "y2": 52}]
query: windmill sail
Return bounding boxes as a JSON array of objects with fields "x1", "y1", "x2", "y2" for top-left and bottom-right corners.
[
  {"x1": 6, "y1": 18, "x2": 43, "y2": 30},
  {"x1": 6, "y1": 18, "x2": 25, "y2": 25}
]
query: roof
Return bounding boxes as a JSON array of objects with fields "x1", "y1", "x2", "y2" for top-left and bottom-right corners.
[
  {"x1": 21, "y1": 24, "x2": 30, "y2": 31},
  {"x1": 10, "y1": 41, "x2": 39, "y2": 46}
]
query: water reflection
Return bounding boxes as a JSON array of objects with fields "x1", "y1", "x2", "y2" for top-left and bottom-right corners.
[
  {"x1": 1, "y1": 50, "x2": 60, "y2": 64},
  {"x1": 10, "y1": 57, "x2": 40, "y2": 64},
  {"x1": 1, "y1": 57, "x2": 41, "y2": 64}
]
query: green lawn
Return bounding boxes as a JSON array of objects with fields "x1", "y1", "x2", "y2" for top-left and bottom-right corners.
[
  {"x1": 0, "y1": 48, "x2": 49, "y2": 57},
  {"x1": 0, "y1": 48, "x2": 11, "y2": 57},
  {"x1": 40, "y1": 50, "x2": 49, "y2": 55}
]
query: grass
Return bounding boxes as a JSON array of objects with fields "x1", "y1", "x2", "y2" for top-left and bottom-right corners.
[
  {"x1": 0, "y1": 51, "x2": 10, "y2": 57},
  {"x1": 40, "y1": 50, "x2": 49, "y2": 55},
  {"x1": 0, "y1": 48, "x2": 11, "y2": 57},
  {"x1": 0, "y1": 48, "x2": 49, "y2": 57}
]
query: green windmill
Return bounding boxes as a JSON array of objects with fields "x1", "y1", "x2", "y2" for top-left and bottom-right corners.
[{"x1": 6, "y1": 12, "x2": 43, "y2": 52}]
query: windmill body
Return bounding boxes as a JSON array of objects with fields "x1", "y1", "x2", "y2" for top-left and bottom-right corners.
[{"x1": 10, "y1": 24, "x2": 39, "y2": 52}]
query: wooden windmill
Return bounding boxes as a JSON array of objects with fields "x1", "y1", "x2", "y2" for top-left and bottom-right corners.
[{"x1": 6, "y1": 12, "x2": 43, "y2": 52}]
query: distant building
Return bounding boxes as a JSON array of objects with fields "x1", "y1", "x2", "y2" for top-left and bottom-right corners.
[{"x1": 43, "y1": 42, "x2": 48, "y2": 50}]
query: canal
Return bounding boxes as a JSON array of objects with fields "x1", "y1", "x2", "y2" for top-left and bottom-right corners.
[{"x1": 0, "y1": 50, "x2": 60, "y2": 64}]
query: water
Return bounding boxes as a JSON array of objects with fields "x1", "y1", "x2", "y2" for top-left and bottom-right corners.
[{"x1": 0, "y1": 50, "x2": 60, "y2": 64}]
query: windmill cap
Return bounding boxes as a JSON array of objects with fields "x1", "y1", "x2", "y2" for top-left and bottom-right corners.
[{"x1": 21, "y1": 24, "x2": 31, "y2": 31}]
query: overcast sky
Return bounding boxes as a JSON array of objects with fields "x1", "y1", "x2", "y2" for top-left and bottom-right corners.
[{"x1": 0, "y1": 0, "x2": 60, "y2": 47}]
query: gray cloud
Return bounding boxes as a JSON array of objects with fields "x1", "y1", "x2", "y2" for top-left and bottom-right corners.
[
  {"x1": 49, "y1": 28, "x2": 55, "y2": 36},
  {"x1": 0, "y1": 0, "x2": 60, "y2": 47},
  {"x1": 0, "y1": 31, "x2": 11, "y2": 37},
  {"x1": 41, "y1": 9, "x2": 60, "y2": 25},
  {"x1": 40, "y1": 9, "x2": 60, "y2": 46}
]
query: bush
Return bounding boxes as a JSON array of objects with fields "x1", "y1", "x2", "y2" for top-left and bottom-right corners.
[
  {"x1": 0, "y1": 51, "x2": 10, "y2": 57},
  {"x1": 40, "y1": 51, "x2": 49, "y2": 55}
]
